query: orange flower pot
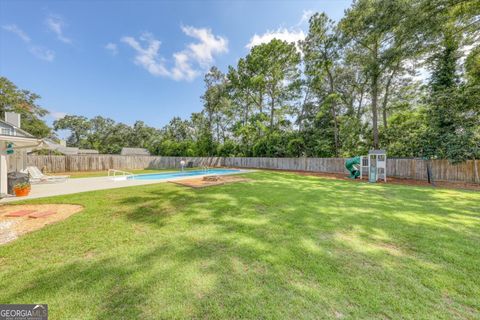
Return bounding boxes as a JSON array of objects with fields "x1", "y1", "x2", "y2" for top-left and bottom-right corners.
[{"x1": 14, "y1": 187, "x2": 31, "y2": 197}]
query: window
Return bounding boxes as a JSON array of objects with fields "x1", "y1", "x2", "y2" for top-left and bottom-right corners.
[{"x1": 1, "y1": 128, "x2": 13, "y2": 135}]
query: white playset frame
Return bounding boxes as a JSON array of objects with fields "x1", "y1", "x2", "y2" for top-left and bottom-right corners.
[{"x1": 359, "y1": 150, "x2": 387, "y2": 182}]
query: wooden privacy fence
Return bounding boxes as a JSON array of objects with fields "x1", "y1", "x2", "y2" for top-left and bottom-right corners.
[
  {"x1": 26, "y1": 155, "x2": 224, "y2": 173},
  {"x1": 224, "y1": 157, "x2": 347, "y2": 173},
  {"x1": 24, "y1": 155, "x2": 480, "y2": 184},
  {"x1": 225, "y1": 157, "x2": 480, "y2": 183}
]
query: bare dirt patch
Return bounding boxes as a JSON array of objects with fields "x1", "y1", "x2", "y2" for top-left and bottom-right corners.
[
  {"x1": 169, "y1": 175, "x2": 252, "y2": 188},
  {"x1": 0, "y1": 204, "x2": 84, "y2": 245}
]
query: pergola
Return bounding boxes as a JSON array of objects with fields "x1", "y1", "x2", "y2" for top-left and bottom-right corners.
[{"x1": 0, "y1": 135, "x2": 49, "y2": 195}]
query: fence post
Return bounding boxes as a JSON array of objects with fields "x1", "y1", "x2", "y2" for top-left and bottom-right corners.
[{"x1": 474, "y1": 158, "x2": 479, "y2": 184}]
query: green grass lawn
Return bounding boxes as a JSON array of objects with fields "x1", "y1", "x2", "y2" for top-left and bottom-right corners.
[{"x1": 1, "y1": 171, "x2": 479, "y2": 319}]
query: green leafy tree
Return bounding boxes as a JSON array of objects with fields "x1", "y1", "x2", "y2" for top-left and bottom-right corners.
[
  {"x1": 190, "y1": 112, "x2": 216, "y2": 156},
  {"x1": 21, "y1": 115, "x2": 52, "y2": 138},
  {"x1": 34, "y1": 1, "x2": 480, "y2": 160},
  {"x1": 130, "y1": 121, "x2": 160, "y2": 149},
  {"x1": 53, "y1": 115, "x2": 92, "y2": 147},
  {"x1": 246, "y1": 40, "x2": 301, "y2": 131},
  {"x1": 202, "y1": 67, "x2": 232, "y2": 144},
  {"x1": 0, "y1": 77, "x2": 51, "y2": 138},
  {"x1": 87, "y1": 116, "x2": 117, "y2": 151},
  {"x1": 465, "y1": 46, "x2": 480, "y2": 84},
  {"x1": 424, "y1": 25, "x2": 480, "y2": 162},
  {"x1": 341, "y1": 0, "x2": 419, "y2": 148},
  {"x1": 383, "y1": 109, "x2": 429, "y2": 157},
  {"x1": 302, "y1": 13, "x2": 342, "y2": 155}
]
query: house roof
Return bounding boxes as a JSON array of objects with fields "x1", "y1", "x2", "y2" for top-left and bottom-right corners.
[
  {"x1": 0, "y1": 119, "x2": 34, "y2": 138},
  {"x1": 41, "y1": 139, "x2": 100, "y2": 155},
  {"x1": 120, "y1": 147, "x2": 150, "y2": 156},
  {"x1": 40, "y1": 139, "x2": 77, "y2": 155},
  {"x1": 0, "y1": 134, "x2": 45, "y2": 148},
  {"x1": 369, "y1": 149, "x2": 387, "y2": 155},
  {"x1": 78, "y1": 149, "x2": 99, "y2": 154},
  {"x1": 58, "y1": 147, "x2": 80, "y2": 155},
  {"x1": 0, "y1": 118, "x2": 43, "y2": 149}
]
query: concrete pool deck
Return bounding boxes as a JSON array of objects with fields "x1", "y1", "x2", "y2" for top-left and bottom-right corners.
[
  {"x1": 0, "y1": 170, "x2": 250, "y2": 203},
  {"x1": 0, "y1": 177, "x2": 163, "y2": 203}
]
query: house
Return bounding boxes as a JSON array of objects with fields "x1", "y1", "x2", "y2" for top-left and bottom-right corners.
[
  {"x1": 0, "y1": 112, "x2": 35, "y2": 138},
  {"x1": 0, "y1": 113, "x2": 100, "y2": 156},
  {"x1": 120, "y1": 147, "x2": 150, "y2": 156},
  {"x1": 0, "y1": 112, "x2": 45, "y2": 153},
  {"x1": 41, "y1": 139, "x2": 99, "y2": 155},
  {"x1": 0, "y1": 112, "x2": 47, "y2": 195}
]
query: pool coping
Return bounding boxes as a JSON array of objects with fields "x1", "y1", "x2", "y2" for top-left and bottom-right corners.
[{"x1": 111, "y1": 168, "x2": 252, "y2": 181}]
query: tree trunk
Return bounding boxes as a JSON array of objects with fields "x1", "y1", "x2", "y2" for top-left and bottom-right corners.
[
  {"x1": 382, "y1": 95, "x2": 388, "y2": 129},
  {"x1": 298, "y1": 87, "x2": 310, "y2": 132},
  {"x1": 371, "y1": 43, "x2": 380, "y2": 149},
  {"x1": 382, "y1": 61, "x2": 400, "y2": 129},
  {"x1": 371, "y1": 73, "x2": 379, "y2": 149},
  {"x1": 331, "y1": 105, "x2": 339, "y2": 157},
  {"x1": 259, "y1": 91, "x2": 263, "y2": 114},
  {"x1": 357, "y1": 89, "x2": 364, "y2": 119},
  {"x1": 244, "y1": 104, "x2": 248, "y2": 126},
  {"x1": 356, "y1": 78, "x2": 367, "y2": 120},
  {"x1": 75, "y1": 132, "x2": 81, "y2": 147},
  {"x1": 326, "y1": 69, "x2": 339, "y2": 156},
  {"x1": 270, "y1": 96, "x2": 275, "y2": 131}
]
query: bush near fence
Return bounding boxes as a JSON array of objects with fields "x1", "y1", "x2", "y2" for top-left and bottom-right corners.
[{"x1": 23, "y1": 155, "x2": 480, "y2": 184}]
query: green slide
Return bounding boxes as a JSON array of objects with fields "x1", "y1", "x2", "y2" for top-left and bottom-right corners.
[{"x1": 345, "y1": 156, "x2": 361, "y2": 179}]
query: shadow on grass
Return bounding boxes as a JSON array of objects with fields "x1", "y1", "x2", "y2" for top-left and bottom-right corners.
[{"x1": 1, "y1": 171, "x2": 479, "y2": 318}]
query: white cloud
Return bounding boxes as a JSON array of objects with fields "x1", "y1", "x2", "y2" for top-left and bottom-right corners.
[
  {"x1": 171, "y1": 51, "x2": 199, "y2": 81},
  {"x1": 122, "y1": 26, "x2": 228, "y2": 81},
  {"x1": 298, "y1": 10, "x2": 314, "y2": 26},
  {"x1": 181, "y1": 25, "x2": 228, "y2": 67},
  {"x1": 2, "y1": 24, "x2": 55, "y2": 62},
  {"x1": 246, "y1": 11, "x2": 313, "y2": 50},
  {"x1": 121, "y1": 32, "x2": 171, "y2": 77},
  {"x1": 105, "y1": 42, "x2": 118, "y2": 55},
  {"x1": 46, "y1": 15, "x2": 71, "y2": 44},
  {"x1": 29, "y1": 46, "x2": 55, "y2": 61},
  {"x1": 246, "y1": 28, "x2": 305, "y2": 49},
  {"x1": 2, "y1": 24, "x2": 31, "y2": 42}
]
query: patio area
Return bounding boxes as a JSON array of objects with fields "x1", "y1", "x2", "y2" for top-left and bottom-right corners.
[
  {"x1": 1, "y1": 176, "x2": 164, "y2": 202},
  {"x1": 2, "y1": 169, "x2": 249, "y2": 202}
]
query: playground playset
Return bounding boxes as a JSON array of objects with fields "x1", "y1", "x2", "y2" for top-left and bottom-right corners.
[{"x1": 345, "y1": 150, "x2": 387, "y2": 182}]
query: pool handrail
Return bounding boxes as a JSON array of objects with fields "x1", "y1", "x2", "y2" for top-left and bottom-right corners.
[{"x1": 108, "y1": 169, "x2": 134, "y2": 179}]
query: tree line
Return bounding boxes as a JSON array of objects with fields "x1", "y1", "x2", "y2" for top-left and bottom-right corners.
[{"x1": 1, "y1": 0, "x2": 479, "y2": 162}]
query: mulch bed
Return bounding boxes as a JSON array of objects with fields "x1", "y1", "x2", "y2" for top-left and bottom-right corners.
[
  {"x1": 169, "y1": 175, "x2": 252, "y2": 188},
  {"x1": 0, "y1": 204, "x2": 84, "y2": 245},
  {"x1": 278, "y1": 170, "x2": 480, "y2": 191}
]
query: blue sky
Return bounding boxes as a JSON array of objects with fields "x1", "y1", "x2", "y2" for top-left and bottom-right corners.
[{"x1": 0, "y1": 0, "x2": 352, "y2": 130}]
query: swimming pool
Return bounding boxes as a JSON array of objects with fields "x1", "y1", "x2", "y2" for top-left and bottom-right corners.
[{"x1": 124, "y1": 168, "x2": 243, "y2": 181}]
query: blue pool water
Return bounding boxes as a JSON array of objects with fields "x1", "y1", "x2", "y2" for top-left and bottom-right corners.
[{"x1": 127, "y1": 168, "x2": 242, "y2": 180}]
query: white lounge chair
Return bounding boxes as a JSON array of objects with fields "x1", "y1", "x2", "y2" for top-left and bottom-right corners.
[{"x1": 25, "y1": 166, "x2": 70, "y2": 184}]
